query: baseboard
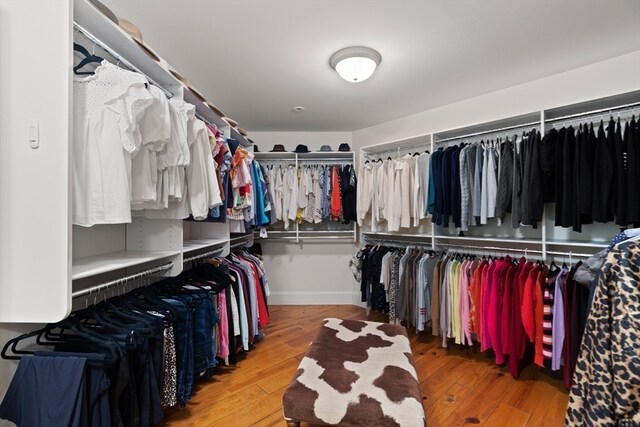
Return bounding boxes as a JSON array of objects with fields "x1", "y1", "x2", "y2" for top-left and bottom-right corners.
[{"x1": 268, "y1": 291, "x2": 353, "y2": 305}]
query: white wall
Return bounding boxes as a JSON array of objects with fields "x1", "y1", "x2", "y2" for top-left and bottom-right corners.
[
  {"x1": 249, "y1": 132, "x2": 361, "y2": 305},
  {"x1": 0, "y1": 0, "x2": 72, "y2": 407},
  {"x1": 352, "y1": 51, "x2": 640, "y2": 147}
]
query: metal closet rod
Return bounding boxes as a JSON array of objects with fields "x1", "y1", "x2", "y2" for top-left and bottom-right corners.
[
  {"x1": 364, "y1": 143, "x2": 431, "y2": 158},
  {"x1": 262, "y1": 235, "x2": 355, "y2": 241},
  {"x1": 72, "y1": 262, "x2": 174, "y2": 299},
  {"x1": 545, "y1": 100, "x2": 640, "y2": 124},
  {"x1": 435, "y1": 120, "x2": 540, "y2": 144},
  {"x1": 183, "y1": 248, "x2": 224, "y2": 264},
  {"x1": 436, "y1": 242, "x2": 593, "y2": 258},
  {"x1": 298, "y1": 158, "x2": 354, "y2": 162},
  {"x1": 230, "y1": 235, "x2": 252, "y2": 249},
  {"x1": 363, "y1": 237, "x2": 432, "y2": 248},
  {"x1": 73, "y1": 22, "x2": 174, "y2": 99}
]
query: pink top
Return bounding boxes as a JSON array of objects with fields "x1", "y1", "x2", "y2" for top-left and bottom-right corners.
[
  {"x1": 480, "y1": 261, "x2": 497, "y2": 352},
  {"x1": 217, "y1": 289, "x2": 229, "y2": 359}
]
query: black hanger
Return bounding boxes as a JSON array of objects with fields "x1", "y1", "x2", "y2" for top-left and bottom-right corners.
[
  {"x1": 425, "y1": 149, "x2": 430, "y2": 154},
  {"x1": 413, "y1": 152, "x2": 420, "y2": 157},
  {"x1": 73, "y1": 42, "x2": 104, "y2": 75},
  {"x1": 2, "y1": 319, "x2": 119, "y2": 363}
]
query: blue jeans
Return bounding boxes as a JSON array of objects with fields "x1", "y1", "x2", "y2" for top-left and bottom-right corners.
[{"x1": 163, "y1": 298, "x2": 193, "y2": 407}]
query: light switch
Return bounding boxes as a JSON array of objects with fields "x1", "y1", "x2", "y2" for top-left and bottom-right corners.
[{"x1": 29, "y1": 121, "x2": 39, "y2": 149}]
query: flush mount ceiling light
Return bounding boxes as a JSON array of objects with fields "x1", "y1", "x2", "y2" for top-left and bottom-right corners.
[
  {"x1": 292, "y1": 106, "x2": 305, "y2": 112},
  {"x1": 329, "y1": 46, "x2": 382, "y2": 83}
]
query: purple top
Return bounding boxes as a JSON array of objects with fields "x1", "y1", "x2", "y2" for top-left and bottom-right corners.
[{"x1": 551, "y1": 267, "x2": 569, "y2": 370}]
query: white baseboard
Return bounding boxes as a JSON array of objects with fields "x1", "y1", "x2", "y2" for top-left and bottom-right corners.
[{"x1": 268, "y1": 291, "x2": 353, "y2": 305}]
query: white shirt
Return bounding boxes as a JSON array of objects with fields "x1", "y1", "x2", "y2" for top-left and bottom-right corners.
[
  {"x1": 416, "y1": 152, "x2": 430, "y2": 221},
  {"x1": 131, "y1": 85, "x2": 171, "y2": 205},
  {"x1": 357, "y1": 163, "x2": 374, "y2": 226},
  {"x1": 73, "y1": 61, "x2": 154, "y2": 226}
]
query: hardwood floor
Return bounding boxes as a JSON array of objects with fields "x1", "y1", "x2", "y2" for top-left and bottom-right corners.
[{"x1": 162, "y1": 305, "x2": 569, "y2": 426}]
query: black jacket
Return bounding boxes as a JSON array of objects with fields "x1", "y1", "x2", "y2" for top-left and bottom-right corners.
[
  {"x1": 591, "y1": 120, "x2": 615, "y2": 223},
  {"x1": 626, "y1": 117, "x2": 640, "y2": 225},
  {"x1": 496, "y1": 138, "x2": 513, "y2": 221},
  {"x1": 613, "y1": 119, "x2": 628, "y2": 226},
  {"x1": 540, "y1": 128, "x2": 557, "y2": 203}
]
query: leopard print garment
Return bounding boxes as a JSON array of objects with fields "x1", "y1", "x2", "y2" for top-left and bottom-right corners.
[
  {"x1": 565, "y1": 239, "x2": 640, "y2": 426},
  {"x1": 161, "y1": 325, "x2": 177, "y2": 407}
]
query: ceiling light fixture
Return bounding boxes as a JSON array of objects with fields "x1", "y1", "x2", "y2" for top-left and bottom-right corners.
[
  {"x1": 329, "y1": 46, "x2": 382, "y2": 83},
  {"x1": 292, "y1": 106, "x2": 305, "y2": 112}
]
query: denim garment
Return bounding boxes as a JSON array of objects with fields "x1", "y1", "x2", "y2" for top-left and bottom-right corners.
[
  {"x1": 0, "y1": 355, "x2": 88, "y2": 427},
  {"x1": 35, "y1": 351, "x2": 111, "y2": 427},
  {"x1": 163, "y1": 298, "x2": 193, "y2": 407},
  {"x1": 187, "y1": 292, "x2": 217, "y2": 377}
]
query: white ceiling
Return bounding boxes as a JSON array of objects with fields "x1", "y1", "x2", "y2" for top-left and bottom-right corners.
[{"x1": 101, "y1": 0, "x2": 640, "y2": 132}]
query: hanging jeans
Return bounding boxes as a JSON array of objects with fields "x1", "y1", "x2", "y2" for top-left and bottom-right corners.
[{"x1": 164, "y1": 298, "x2": 193, "y2": 407}]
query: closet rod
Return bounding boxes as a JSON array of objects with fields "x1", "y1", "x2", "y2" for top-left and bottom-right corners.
[
  {"x1": 363, "y1": 237, "x2": 432, "y2": 248},
  {"x1": 363, "y1": 143, "x2": 430, "y2": 158},
  {"x1": 196, "y1": 113, "x2": 224, "y2": 131},
  {"x1": 229, "y1": 235, "x2": 252, "y2": 249},
  {"x1": 73, "y1": 22, "x2": 174, "y2": 100},
  {"x1": 72, "y1": 262, "x2": 174, "y2": 299},
  {"x1": 257, "y1": 235, "x2": 355, "y2": 241},
  {"x1": 298, "y1": 158, "x2": 354, "y2": 162},
  {"x1": 435, "y1": 120, "x2": 540, "y2": 144},
  {"x1": 436, "y1": 242, "x2": 593, "y2": 258},
  {"x1": 183, "y1": 248, "x2": 225, "y2": 264},
  {"x1": 545, "y1": 100, "x2": 640, "y2": 124}
]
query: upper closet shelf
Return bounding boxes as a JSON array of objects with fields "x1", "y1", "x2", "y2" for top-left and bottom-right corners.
[
  {"x1": 183, "y1": 238, "x2": 229, "y2": 254},
  {"x1": 73, "y1": 250, "x2": 181, "y2": 280}
]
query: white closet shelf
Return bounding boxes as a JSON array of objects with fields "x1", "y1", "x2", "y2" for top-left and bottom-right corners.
[
  {"x1": 435, "y1": 235, "x2": 543, "y2": 245},
  {"x1": 73, "y1": 250, "x2": 181, "y2": 280},
  {"x1": 183, "y1": 238, "x2": 229, "y2": 253},
  {"x1": 546, "y1": 240, "x2": 608, "y2": 249}
]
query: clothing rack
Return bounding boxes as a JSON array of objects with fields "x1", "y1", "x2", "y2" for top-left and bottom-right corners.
[
  {"x1": 435, "y1": 242, "x2": 593, "y2": 259},
  {"x1": 73, "y1": 22, "x2": 174, "y2": 99},
  {"x1": 435, "y1": 120, "x2": 540, "y2": 144},
  {"x1": 195, "y1": 113, "x2": 225, "y2": 133},
  {"x1": 229, "y1": 235, "x2": 252, "y2": 249},
  {"x1": 183, "y1": 248, "x2": 225, "y2": 264},
  {"x1": 544, "y1": 100, "x2": 640, "y2": 124},
  {"x1": 363, "y1": 143, "x2": 431, "y2": 160},
  {"x1": 298, "y1": 158, "x2": 354, "y2": 163},
  {"x1": 74, "y1": 22, "x2": 225, "y2": 134},
  {"x1": 363, "y1": 236, "x2": 432, "y2": 248},
  {"x1": 71, "y1": 262, "x2": 174, "y2": 299},
  {"x1": 256, "y1": 229, "x2": 357, "y2": 242}
]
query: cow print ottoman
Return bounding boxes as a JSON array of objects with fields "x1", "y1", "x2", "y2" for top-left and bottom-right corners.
[{"x1": 282, "y1": 318, "x2": 425, "y2": 427}]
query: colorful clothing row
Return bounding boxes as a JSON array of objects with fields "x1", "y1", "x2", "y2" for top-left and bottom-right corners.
[
  {"x1": 261, "y1": 163, "x2": 357, "y2": 229},
  {"x1": 357, "y1": 245, "x2": 592, "y2": 380}
]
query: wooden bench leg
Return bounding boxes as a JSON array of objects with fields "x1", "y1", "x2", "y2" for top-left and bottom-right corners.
[{"x1": 286, "y1": 421, "x2": 300, "y2": 427}]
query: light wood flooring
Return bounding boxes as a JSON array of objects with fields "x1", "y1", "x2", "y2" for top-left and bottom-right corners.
[{"x1": 162, "y1": 305, "x2": 569, "y2": 426}]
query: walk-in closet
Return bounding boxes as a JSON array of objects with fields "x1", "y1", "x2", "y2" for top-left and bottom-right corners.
[{"x1": 1, "y1": 0, "x2": 639, "y2": 426}]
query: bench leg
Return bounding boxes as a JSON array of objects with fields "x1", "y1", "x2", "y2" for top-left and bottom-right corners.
[{"x1": 287, "y1": 421, "x2": 300, "y2": 427}]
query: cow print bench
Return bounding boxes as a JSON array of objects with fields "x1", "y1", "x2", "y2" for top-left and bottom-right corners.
[{"x1": 283, "y1": 318, "x2": 425, "y2": 426}]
